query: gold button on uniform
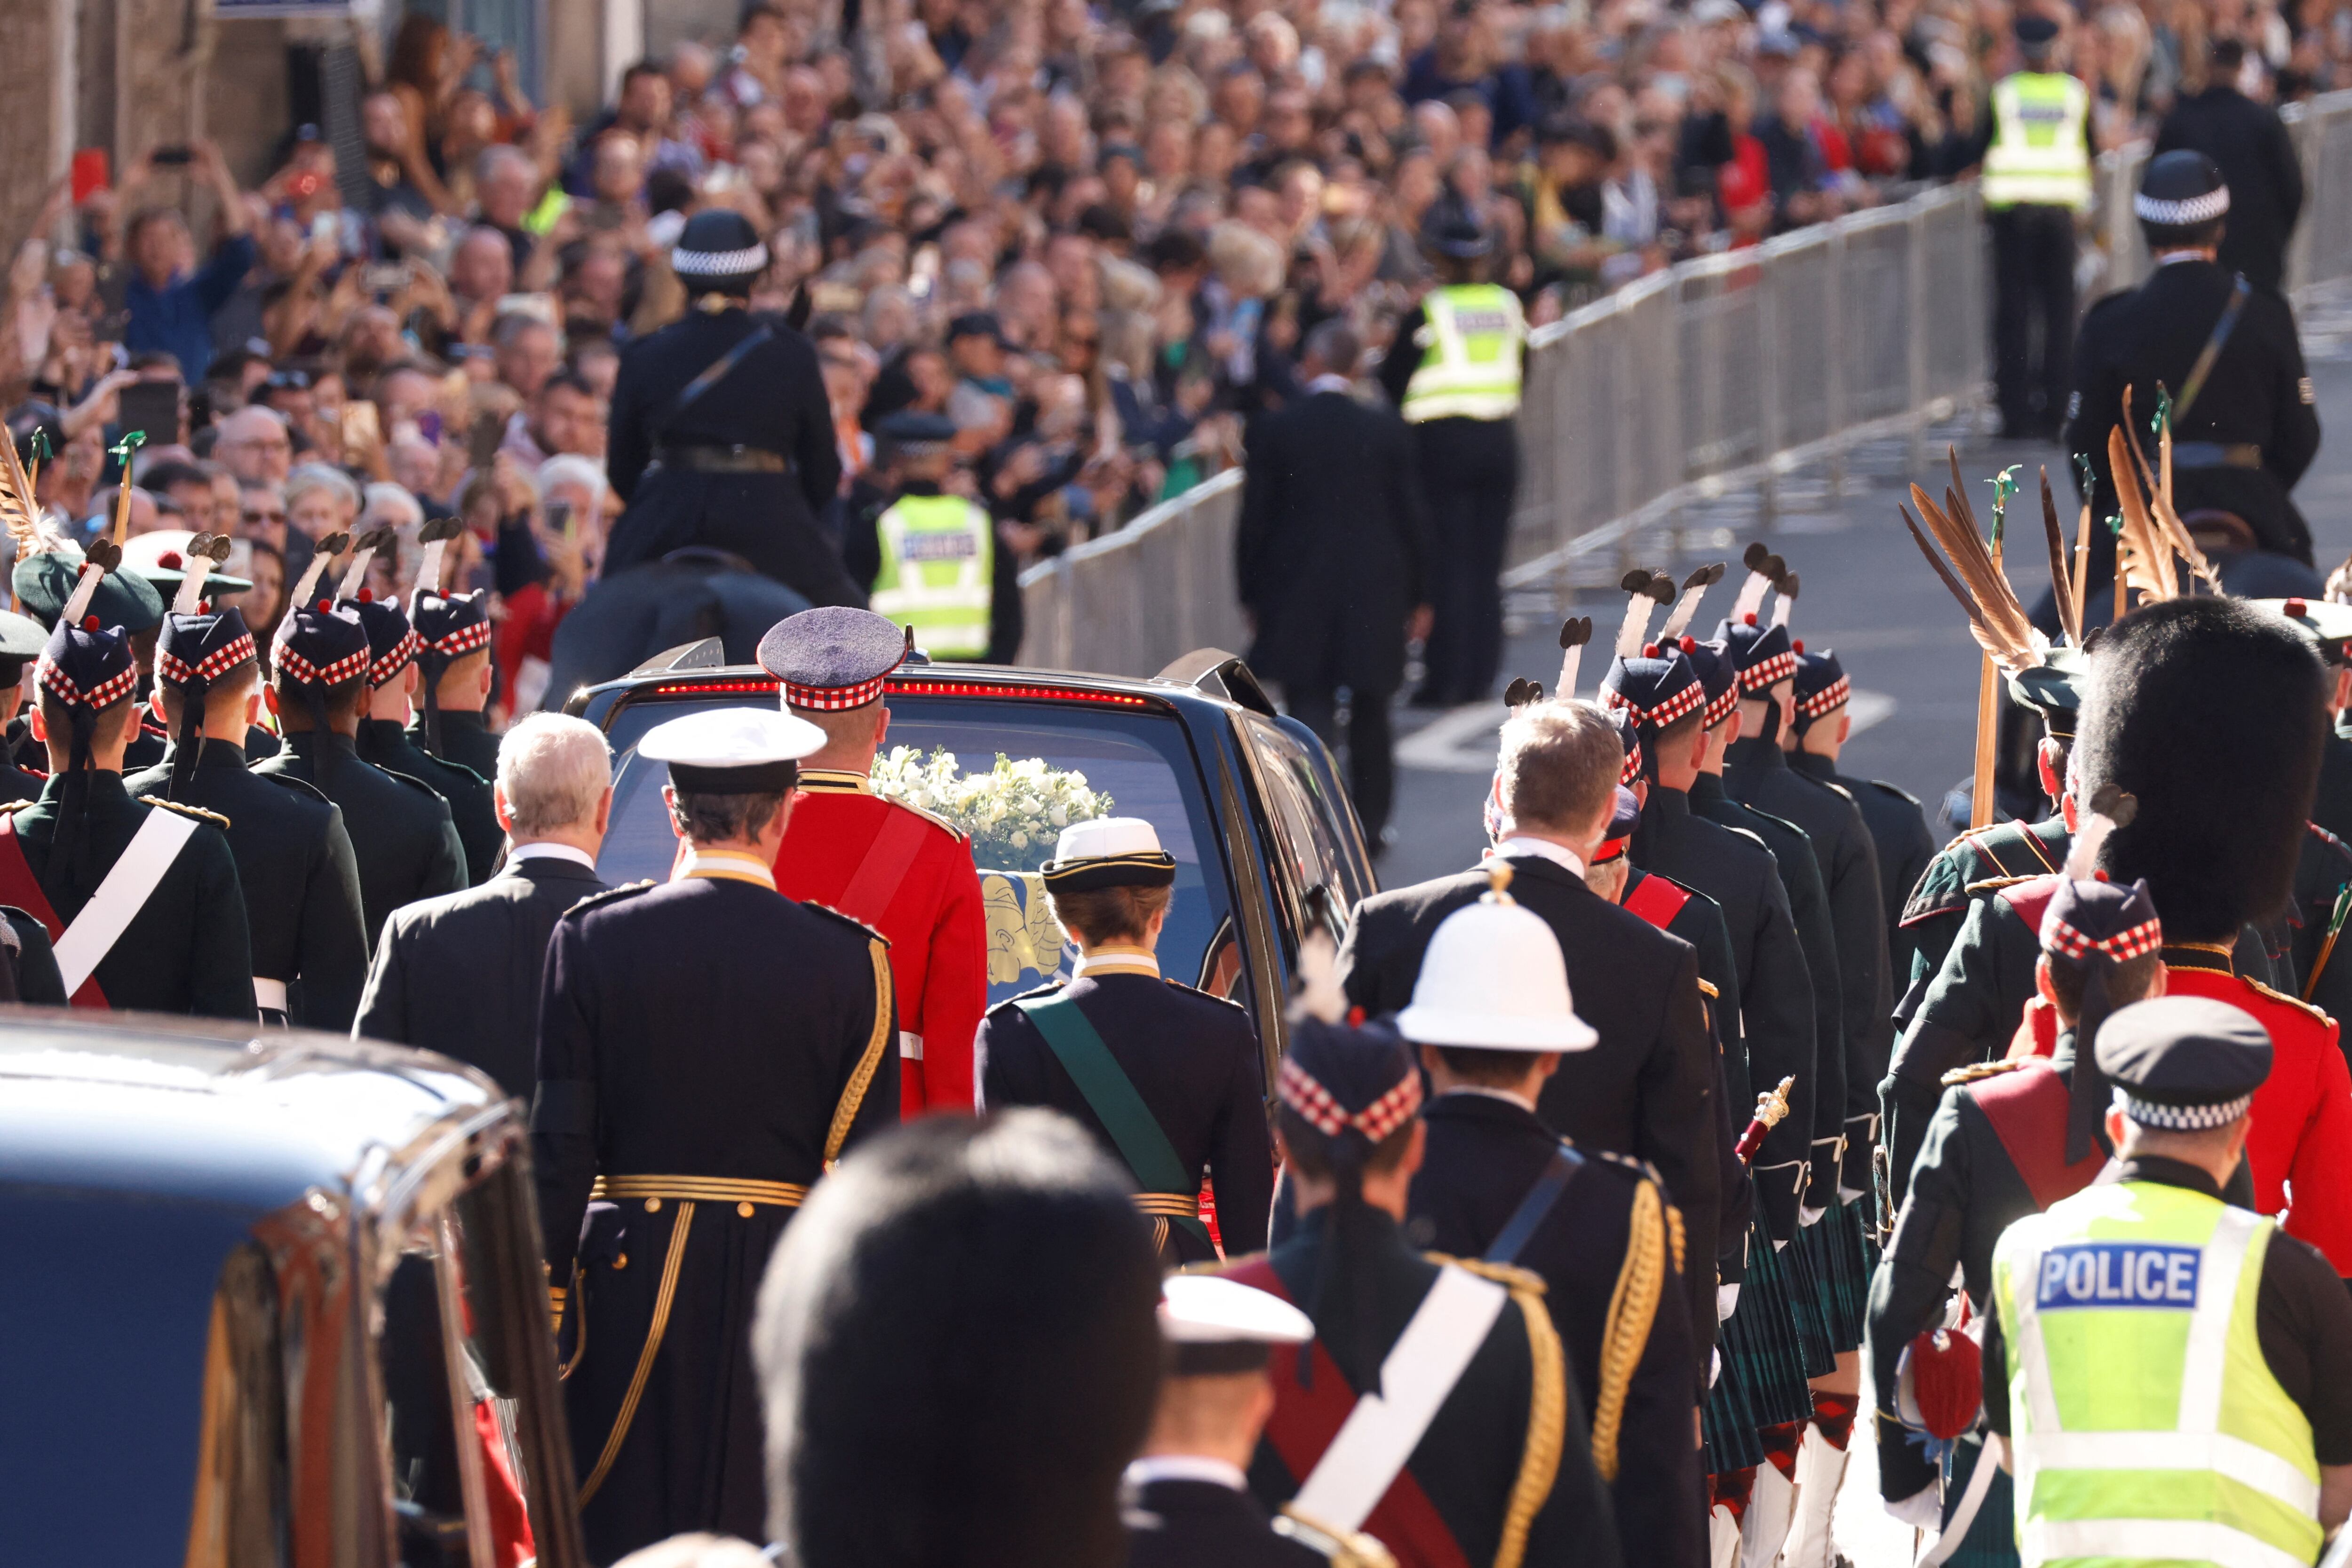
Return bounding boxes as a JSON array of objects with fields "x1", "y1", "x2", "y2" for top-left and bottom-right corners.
[
  {"x1": 613, "y1": 1254, "x2": 628, "y2": 1270},
  {"x1": 644, "y1": 1197, "x2": 661, "y2": 1213},
  {"x1": 737, "y1": 1201, "x2": 755, "y2": 1218}
]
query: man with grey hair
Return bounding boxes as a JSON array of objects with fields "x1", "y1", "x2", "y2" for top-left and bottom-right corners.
[
  {"x1": 355, "y1": 712, "x2": 612, "y2": 1094},
  {"x1": 213, "y1": 404, "x2": 294, "y2": 487},
  {"x1": 1337, "y1": 698, "x2": 1721, "y2": 1352}
]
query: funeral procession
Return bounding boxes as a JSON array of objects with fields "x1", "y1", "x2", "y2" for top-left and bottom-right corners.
[{"x1": 22, "y1": 5, "x2": 2352, "y2": 1565}]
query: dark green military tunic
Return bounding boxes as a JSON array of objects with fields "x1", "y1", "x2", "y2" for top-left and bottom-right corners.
[
  {"x1": 0, "y1": 771, "x2": 252, "y2": 1016},
  {"x1": 1791, "y1": 752, "x2": 1936, "y2": 948},
  {"x1": 1892, "y1": 816, "x2": 2069, "y2": 1015},
  {"x1": 410, "y1": 706, "x2": 503, "y2": 783},
  {"x1": 358, "y1": 718, "x2": 502, "y2": 884},
  {"x1": 126, "y1": 742, "x2": 370, "y2": 1031},
  {"x1": 256, "y1": 730, "x2": 466, "y2": 951}
]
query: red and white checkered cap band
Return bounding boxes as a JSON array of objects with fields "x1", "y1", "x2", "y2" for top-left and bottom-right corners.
[
  {"x1": 785, "y1": 676, "x2": 887, "y2": 712},
  {"x1": 427, "y1": 619, "x2": 494, "y2": 658},
  {"x1": 367, "y1": 628, "x2": 424, "y2": 688},
  {"x1": 274, "y1": 641, "x2": 370, "y2": 689},
  {"x1": 37, "y1": 656, "x2": 138, "y2": 711},
  {"x1": 1278, "y1": 1055, "x2": 1423, "y2": 1143},
  {"x1": 158, "y1": 633, "x2": 257, "y2": 688},
  {"x1": 2043, "y1": 914, "x2": 2162, "y2": 964},
  {"x1": 1703, "y1": 683, "x2": 1740, "y2": 729},
  {"x1": 1603, "y1": 677, "x2": 1704, "y2": 731},
  {"x1": 1738, "y1": 649, "x2": 1798, "y2": 693},
  {"x1": 1619, "y1": 737, "x2": 1644, "y2": 785},
  {"x1": 1797, "y1": 674, "x2": 1851, "y2": 719}
]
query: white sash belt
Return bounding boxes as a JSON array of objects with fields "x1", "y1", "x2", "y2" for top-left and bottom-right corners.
[
  {"x1": 52, "y1": 808, "x2": 199, "y2": 997},
  {"x1": 253, "y1": 977, "x2": 290, "y2": 1014}
]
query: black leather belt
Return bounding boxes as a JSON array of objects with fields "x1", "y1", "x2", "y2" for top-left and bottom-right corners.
[{"x1": 654, "y1": 444, "x2": 789, "y2": 474}]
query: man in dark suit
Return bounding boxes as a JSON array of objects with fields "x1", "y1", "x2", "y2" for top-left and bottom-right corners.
[
  {"x1": 1123, "y1": 1275, "x2": 1323, "y2": 1568},
  {"x1": 1338, "y1": 697, "x2": 1720, "y2": 1341},
  {"x1": 357, "y1": 713, "x2": 612, "y2": 1096},
  {"x1": 1236, "y1": 319, "x2": 1431, "y2": 841},
  {"x1": 2155, "y1": 40, "x2": 2304, "y2": 290}
]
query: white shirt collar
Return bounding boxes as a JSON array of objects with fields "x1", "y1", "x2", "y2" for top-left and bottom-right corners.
[
  {"x1": 509, "y1": 841, "x2": 598, "y2": 871},
  {"x1": 1307, "y1": 373, "x2": 1354, "y2": 395},
  {"x1": 1075, "y1": 944, "x2": 1161, "y2": 979},
  {"x1": 2154, "y1": 249, "x2": 2212, "y2": 267},
  {"x1": 1438, "y1": 1084, "x2": 1540, "y2": 1113},
  {"x1": 1494, "y1": 836, "x2": 1587, "y2": 880},
  {"x1": 1123, "y1": 1456, "x2": 1248, "y2": 1492}
]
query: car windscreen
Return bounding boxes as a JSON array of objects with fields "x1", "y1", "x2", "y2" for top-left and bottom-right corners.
[{"x1": 596, "y1": 693, "x2": 1240, "y2": 1013}]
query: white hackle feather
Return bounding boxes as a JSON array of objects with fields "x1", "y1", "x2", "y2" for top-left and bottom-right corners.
[
  {"x1": 59, "y1": 562, "x2": 103, "y2": 627},
  {"x1": 1658, "y1": 564, "x2": 1724, "y2": 643},
  {"x1": 1770, "y1": 571, "x2": 1799, "y2": 630},
  {"x1": 1728, "y1": 541, "x2": 1777, "y2": 622}
]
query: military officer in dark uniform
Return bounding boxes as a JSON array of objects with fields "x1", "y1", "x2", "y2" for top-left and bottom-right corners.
[
  {"x1": 1124, "y1": 1275, "x2": 1324, "y2": 1568},
  {"x1": 2257, "y1": 596, "x2": 2352, "y2": 848},
  {"x1": 0, "y1": 609, "x2": 51, "y2": 803},
  {"x1": 1867, "y1": 869, "x2": 2165, "y2": 1558},
  {"x1": 344, "y1": 576, "x2": 502, "y2": 883},
  {"x1": 1606, "y1": 640, "x2": 1817, "y2": 1241},
  {"x1": 1788, "y1": 645, "x2": 1934, "y2": 950},
  {"x1": 0, "y1": 577, "x2": 252, "y2": 1015},
  {"x1": 256, "y1": 594, "x2": 466, "y2": 948},
  {"x1": 2066, "y1": 150, "x2": 2321, "y2": 576},
  {"x1": 125, "y1": 583, "x2": 368, "y2": 1030},
  {"x1": 602, "y1": 210, "x2": 858, "y2": 606},
  {"x1": 533, "y1": 705, "x2": 898, "y2": 1563},
  {"x1": 1395, "y1": 887, "x2": 1705, "y2": 1567},
  {"x1": 1227, "y1": 1014, "x2": 1623, "y2": 1568},
  {"x1": 978, "y1": 816, "x2": 1271, "y2": 1264},
  {"x1": 119, "y1": 529, "x2": 253, "y2": 774},
  {"x1": 407, "y1": 517, "x2": 503, "y2": 781},
  {"x1": 14, "y1": 544, "x2": 165, "y2": 773},
  {"x1": 1339, "y1": 697, "x2": 1721, "y2": 1343}
]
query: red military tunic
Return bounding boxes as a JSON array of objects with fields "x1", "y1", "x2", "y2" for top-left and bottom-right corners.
[
  {"x1": 2161, "y1": 942, "x2": 2352, "y2": 1275},
  {"x1": 775, "y1": 766, "x2": 987, "y2": 1115}
]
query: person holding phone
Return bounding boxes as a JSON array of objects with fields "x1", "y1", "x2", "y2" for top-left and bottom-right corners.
[{"x1": 113, "y1": 142, "x2": 254, "y2": 383}]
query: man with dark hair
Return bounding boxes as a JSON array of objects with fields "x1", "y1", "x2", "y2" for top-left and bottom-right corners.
[
  {"x1": 2156, "y1": 38, "x2": 2304, "y2": 290},
  {"x1": 1230, "y1": 1014, "x2": 1623, "y2": 1567},
  {"x1": 534, "y1": 705, "x2": 899, "y2": 1563},
  {"x1": 255, "y1": 594, "x2": 466, "y2": 947},
  {"x1": 1341, "y1": 698, "x2": 1721, "y2": 1344},
  {"x1": 751, "y1": 1112, "x2": 1161, "y2": 1568},
  {"x1": 1397, "y1": 881, "x2": 1705, "y2": 1566},
  {"x1": 1788, "y1": 645, "x2": 1934, "y2": 951},
  {"x1": 343, "y1": 575, "x2": 503, "y2": 884},
  {"x1": 2066, "y1": 149, "x2": 2320, "y2": 572},
  {"x1": 978, "y1": 816, "x2": 1272, "y2": 1267},
  {"x1": 126, "y1": 592, "x2": 368, "y2": 1030},
  {"x1": 1237, "y1": 318, "x2": 1430, "y2": 839},
  {"x1": 0, "y1": 568, "x2": 250, "y2": 1015}
]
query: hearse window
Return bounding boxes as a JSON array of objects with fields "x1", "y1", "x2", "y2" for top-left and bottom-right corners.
[{"x1": 600, "y1": 695, "x2": 1242, "y2": 1013}]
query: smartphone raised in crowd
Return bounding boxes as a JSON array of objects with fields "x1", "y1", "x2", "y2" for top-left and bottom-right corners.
[
  {"x1": 468, "y1": 410, "x2": 505, "y2": 473},
  {"x1": 116, "y1": 381, "x2": 181, "y2": 448},
  {"x1": 150, "y1": 146, "x2": 195, "y2": 167}
]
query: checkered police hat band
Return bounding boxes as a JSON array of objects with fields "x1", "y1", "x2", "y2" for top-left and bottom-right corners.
[
  {"x1": 2135, "y1": 188, "x2": 2229, "y2": 227},
  {"x1": 2114, "y1": 1087, "x2": 2253, "y2": 1130}
]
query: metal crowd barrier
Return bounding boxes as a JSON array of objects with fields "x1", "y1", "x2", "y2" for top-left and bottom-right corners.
[{"x1": 1018, "y1": 87, "x2": 2352, "y2": 675}]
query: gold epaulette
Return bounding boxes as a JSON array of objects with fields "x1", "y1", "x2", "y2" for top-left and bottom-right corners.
[
  {"x1": 1942, "y1": 1058, "x2": 2030, "y2": 1087},
  {"x1": 1697, "y1": 978, "x2": 1720, "y2": 999},
  {"x1": 139, "y1": 794, "x2": 228, "y2": 830},
  {"x1": 2246, "y1": 978, "x2": 2334, "y2": 1027},
  {"x1": 1440, "y1": 1255, "x2": 1549, "y2": 1296},
  {"x1": 0, "y1": 799, "x2": 32, "y2": 816},
  {"x1": 888, "y1": 797, "x2": 968, "y2": 842},
  {"x1": 1963, "y1": 874, "x2": 2038, "y2": 897}
]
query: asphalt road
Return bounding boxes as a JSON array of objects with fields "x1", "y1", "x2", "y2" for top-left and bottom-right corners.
[{"x1": 1379, "y1": 277, "x2": 2352, "y2": 890}]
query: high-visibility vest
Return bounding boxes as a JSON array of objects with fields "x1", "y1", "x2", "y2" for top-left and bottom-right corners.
[
  {"x1": 870, "y1": 493, "x2": 993, "y2": 659},
  {"x1": 1981, "y1": 72, "x2": 2093, "y2": 212},
  {"x1": 1400, "y1": 283, "x2": 1525, "y2": 423},
  {"x1": 1990, "y1": 1179, "x2": 2322, "y2": 1568}
]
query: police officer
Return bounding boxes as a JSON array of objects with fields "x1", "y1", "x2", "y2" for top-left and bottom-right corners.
[
  {"x1": 534, "y1": 705, "x2": 898, "y2": 1562},
  {"x1": 603, "y1": 210, "x2": 859, "y2": 606},
  {"x1": 1979, "y1": 12, "x2": 2094, "y2": 441},
  {"x1": 978, "y1": 816, "x2": 1271, "y2": 1266},
  {"x1": 0, "y1": 560, "x2": 251, "y2": 1015},
  {"x1": 842, "y1": 412, "x2": 1020, "y2": 664},
  {"x1": 1378, "y1": 215, "x2": 1525, "y2": 708},
  {"x1": 1985, "y1": 996, "x2": 2352, "y2": 1560},
  {"x1": 1788, "y1": 644, "x2": 1935, "y2": 955},
  {"x1": 125, "y1": 565, "x2": 368, "y2": 1030},
  {"x1": 762, "y1": 606, "x2": 987, "y2": 1114},
  {"x1": 340, "y1": 546, "x2": 502, "y2": 884},
  {"x1": 1867, "y1": 866, "x2": 2165, "y2": 1561},
  {"x1": 1395, "y1": 886, "x2": 1704, "y2": 1567},
  {"x1": 255, "y1": 583, "x2": 465, "y2": 948},
  {"x1": 2067, "y1": 150, "x2": 2321, "y2": 573},
  {"x1": 407, "y1": 517, "x2": 502, "y2": 781},
  {"x1": 1227, "y1": 1014, "x2": 1623, "y2": 1567},
  {"x1": 0, "y1": 608, "x2": 51, "y2": 803},
  {"x1": 1125, "y1": 1276, "x2": 1324, "y2": 1568}
]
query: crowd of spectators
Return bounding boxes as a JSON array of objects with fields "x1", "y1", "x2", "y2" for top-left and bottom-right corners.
[{"x1": 0, "y1": 0, "x2": 2337, "y2": 718}]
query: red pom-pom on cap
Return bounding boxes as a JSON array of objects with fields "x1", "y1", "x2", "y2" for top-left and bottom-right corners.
[
  {"x1": 1642, "y1": 642, "x2": 1660, "y2": 658},
  {"x1": 1679, "y1": 635, "x2": 1697, "y2": 653},
  {"x1": 2094, "y1": 869, "x2": 2110, "y2": 881},
  {"x1": 315, "y1": 599, "x2": 332, "y2": 614},
  {"x1": 1743, "y1": 612, "x2": 1758, "y2": 626},
  {"x1": 357, "y1": 588, "x2": 373, "y2": 602},
  {"x1": 81, "y1": 615, "x2": 99, "y2": 632},
  {"x1": 159, "y1": 551, "x2": 183, "y2": 570},
  {"x1": 2286, "y1": 598, "x2": 2309, "y2": 617},
  {"x1": 1792, "y1": 638, "x2": 1806, "y2": 654}
]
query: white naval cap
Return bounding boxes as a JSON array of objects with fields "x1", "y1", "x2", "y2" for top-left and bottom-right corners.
[
  {"x1": 639, "y1": 705, "x2": 826, "y2": 793},
  {"x1": 1159, "y1": 1275, "x2": 1313, "y2": 1373},
  {"x1": 1394, "y1": 870, "x2": 1599, "y2": 1052},
  {"x1": 1042, "y1": 815, "x2": 1178, "y2": 892}
]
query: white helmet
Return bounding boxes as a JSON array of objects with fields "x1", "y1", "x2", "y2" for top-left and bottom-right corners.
[{"x1": 1394, "y1": 871, "x2": 1598, "y2": 1052}]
